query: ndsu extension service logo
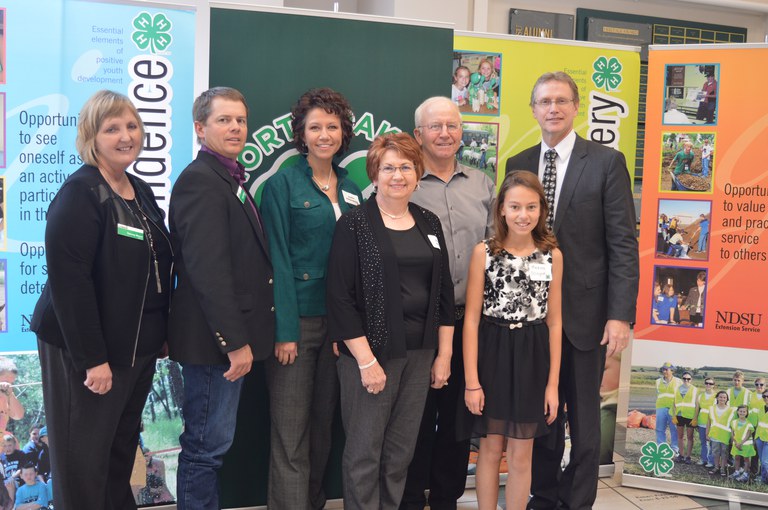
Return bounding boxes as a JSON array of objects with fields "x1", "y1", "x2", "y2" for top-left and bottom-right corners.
[
  {"x1": 591, "y1": 56, "x2": 623, "y2": 92},
  {"x1": 131, "y1": 12, "x2": 173, "y2": 54}
]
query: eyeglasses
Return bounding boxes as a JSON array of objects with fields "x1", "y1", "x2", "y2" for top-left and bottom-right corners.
[
  {"x1": 763, "y1": 394, "x2": 768, "y2": 399},
  {"x1": 757, "y1": 383, "x2": 765, "y2": 387},
  {"x1": 379, "y1": 165, "x2": 415, "y2": 175},
  {"x1": 682, "y1": 377, "x2": 692, "y2": 381},
  {"x1": 419, "y1": 123, "x2": 460, "y2": 133},
  {"x1": 705, "y1": 382, "x2": 715, "y2": 386},
  {"x1": 533, "y1": 98, "x2": 575, "y2": 108}
]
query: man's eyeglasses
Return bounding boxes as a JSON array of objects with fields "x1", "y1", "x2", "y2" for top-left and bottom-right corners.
[
  {"x1": 682, "y1": 377, "x2": 692, "y2": 381},
  {"x1": 419, "y1": 123, "x2": 460, "y2": 133},
  {"x1": 705, "y1": 382, "x2": 715, "y2": 386},
  {"x1": 533, "y1": 98, "x2": 575, "y2": 108}
]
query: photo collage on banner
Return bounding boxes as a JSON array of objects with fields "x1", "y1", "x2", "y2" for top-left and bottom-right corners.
[
  {"x1": 0, "y1": 1, "x2": 195, "y2": 506},
  {"x1": 453, "y1": 32, "x2": 641, "y2": 469},
  {"x1": 627, "y1": 43, "x2": 768, "y2": 505}
]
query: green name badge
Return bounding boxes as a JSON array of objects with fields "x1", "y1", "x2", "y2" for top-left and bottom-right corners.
[
  {"x1": 117, "y1": 223, "x2": 144, "y2": 241},
  {"x1": 236, "y1": 186, "x2": 247, "y2": 204}
]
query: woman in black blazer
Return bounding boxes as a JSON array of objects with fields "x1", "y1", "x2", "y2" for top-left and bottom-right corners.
[
  {"x1": 31, "y1": 90, "x2": 173, "y2": 510},
  {"x1": 327, "y1": 132, "x2": 455, "y2": 509}
]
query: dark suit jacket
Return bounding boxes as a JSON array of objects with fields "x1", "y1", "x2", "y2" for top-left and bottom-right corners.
[
  {"x1": 505, "y1": 135, "x2": 639, "y2": 350},
  {"x1": 168, "y1": 151, "x2": 275, "y2": 364}
]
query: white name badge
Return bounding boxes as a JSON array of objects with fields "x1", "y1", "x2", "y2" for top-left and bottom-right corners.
[
  {"x1": 528, "y1": 262, "x2": 552, "y2": 281},
  {"x1": 428, "y1": 234, "x2": 440, "y2": 249},
  {"x1": 341, "y1": 190, "x2": 360, "y2": 206}
]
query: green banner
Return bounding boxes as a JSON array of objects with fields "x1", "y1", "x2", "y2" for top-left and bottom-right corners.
[{"x1": 209, "y1": 7, "x2": 452, "y2": 506}]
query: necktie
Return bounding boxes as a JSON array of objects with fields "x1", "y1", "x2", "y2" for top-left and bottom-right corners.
[{"x1": 543, "y1": 149, "x2": 557, "y2": 230}]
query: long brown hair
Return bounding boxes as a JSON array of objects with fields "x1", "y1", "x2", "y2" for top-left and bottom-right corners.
[{"x1": 489, "y1": 170, "x2": 558, "y2": 255}]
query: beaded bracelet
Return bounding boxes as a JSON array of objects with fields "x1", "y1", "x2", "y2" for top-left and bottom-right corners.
[{"x1": 358, "y1": 357, "x2": 378, "y2": 370}]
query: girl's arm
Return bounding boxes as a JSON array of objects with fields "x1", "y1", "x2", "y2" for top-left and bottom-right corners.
[
  {"x1": 544, "y1": 248, "x2": 563, "y2": 425},
  {"x1": 463, "y1": 242, "x2": 486, "y2": 415}
]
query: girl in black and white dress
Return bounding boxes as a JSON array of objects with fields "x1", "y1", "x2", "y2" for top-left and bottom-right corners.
[{"x1": 463, "y1": 170, "x2": 563, "y2": 510}]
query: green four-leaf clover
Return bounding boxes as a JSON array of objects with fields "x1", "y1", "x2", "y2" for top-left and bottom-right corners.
[
  {"x1": 592, "y1": 56, "x2": 623, "y2": 92},
  {"x1": 638, "y1": 441, "x2": 675, "y2": 476},
  {"x1": 132, "y1": 12, "x2": 173, "y2": 54}
]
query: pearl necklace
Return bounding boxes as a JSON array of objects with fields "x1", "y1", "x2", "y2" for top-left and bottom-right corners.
[{"x1": 378, "y1": 204, "x2": 409, "y2": 219}]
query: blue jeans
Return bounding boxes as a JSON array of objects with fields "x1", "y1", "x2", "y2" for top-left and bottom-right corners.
[
  {"x1": 756, "y1": 438, "x2": 768, "y2": 482},
  {"x1": 177, "y1": 364, "x2": 244, "y2": 510},
  {"x1": 656, "y1": 407, "x2": 679, "y2": 453},
  {"x1": 698, "y1": 232, "x2": 708, "y2": 252},
  {"x1": 702, "y1": 156, "x2": 710, "y2": 177},
  {"x1": 697, "y1": 425, "x2": 712, "y2": 464}
]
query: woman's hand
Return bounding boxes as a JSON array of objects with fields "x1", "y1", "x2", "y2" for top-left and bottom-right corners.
[
  {"x1": 544, "y1": 383, "x2": 559, "y2": 425},
  {"x1": 430, "y1": 354, "x2": 451, "y2": 389},
  {"x1": 465, "y1": 387, "x2": 484, "y2": 415},
  {"x1": 360, "y1": 360, "x2": 386, "y2": 395},
  {"x1": 84, "y1": 362, "x2": 113, "y2": 395},
  {"x1": 275, "y1": 342, "x2": 298, "y2": 365}
]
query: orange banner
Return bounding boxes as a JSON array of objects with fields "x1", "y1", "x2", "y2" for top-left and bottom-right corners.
[{"x1": 635, "y1": 44, "x2": 768, "y2": 349}]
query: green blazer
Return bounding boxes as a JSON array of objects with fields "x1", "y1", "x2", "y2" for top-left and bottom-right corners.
[{"x1": 261, "y1": 156, "x2": 364, "y2": 342}]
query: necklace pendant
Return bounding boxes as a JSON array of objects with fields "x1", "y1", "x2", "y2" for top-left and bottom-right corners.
[{"x1": 322, "y1": 185, "x2": 330, "y2": 191}]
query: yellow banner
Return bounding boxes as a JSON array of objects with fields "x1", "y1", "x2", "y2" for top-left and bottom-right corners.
[{"x1": 453, "y1": 33, "x2": 641, "y2": 186}]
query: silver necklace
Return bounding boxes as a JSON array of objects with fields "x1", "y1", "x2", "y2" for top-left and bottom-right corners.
[
  {"x1": 378, "y1": 204, "x2": 409, "y2": 219},
  {"x1": 312, "y1": 167, "x2": 333, "y2": 191}
]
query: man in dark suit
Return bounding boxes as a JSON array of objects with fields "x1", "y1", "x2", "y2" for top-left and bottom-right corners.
[
  {"x1": 168, "y1": 87, "x2": 275, "y2": 510},
  {"x1": 505, "y1": 72, "x2": 638, "y2": 510}
]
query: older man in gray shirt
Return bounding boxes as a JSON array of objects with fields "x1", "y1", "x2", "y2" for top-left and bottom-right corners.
[{"x1": 401, "y1": 96, "x2": 495, "y2": 510}]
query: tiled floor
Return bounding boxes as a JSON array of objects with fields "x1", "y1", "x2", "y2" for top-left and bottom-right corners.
[{"x1": 452, "y1": 469, "x2": 767, "y2": 509}]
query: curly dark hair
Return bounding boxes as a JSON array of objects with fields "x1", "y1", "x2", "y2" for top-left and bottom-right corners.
[{"x1": 291, "y1": 88, "x2": 354, "y2": 156}]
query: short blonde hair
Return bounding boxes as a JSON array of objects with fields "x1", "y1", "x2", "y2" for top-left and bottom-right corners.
[{"x1": 76, "y1": 90, "x2": 145, "y2": 167}]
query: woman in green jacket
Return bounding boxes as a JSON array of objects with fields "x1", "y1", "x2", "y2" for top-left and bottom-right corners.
[{"x1": 261, "y1": 88, "x2": 363, "y2": 510}]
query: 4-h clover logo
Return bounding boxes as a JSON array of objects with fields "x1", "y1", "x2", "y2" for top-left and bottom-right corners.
[
  {"x1": 132, "y1": 12, "x2": 173, "y2": 54},
  {"x1": 638, "y1": 441, "x2": 675, "y2": 477},
  {"x1": 592, "y1": 56, "x2": 622, "y2": 92}
]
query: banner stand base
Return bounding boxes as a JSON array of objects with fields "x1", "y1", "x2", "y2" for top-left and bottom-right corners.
[{"x1": 622, "y1": 473, "x2": 768, "y2": 507}]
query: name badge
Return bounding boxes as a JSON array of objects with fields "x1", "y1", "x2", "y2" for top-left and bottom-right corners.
[
  {"x1": 528, "y1": 262, "x2": 552, "y2": 281},
  {"x1": 236, "y1": 186, "x2": 247, "y2": 204},
  {"x1": 342, "y1": 190, "x2": 360, "y2": 206},
  {"x1": 427, "y1": 234, "x2": 440, "y2": 249},
  {"x1": 117, "y1": 223, "x2": 144, "y2": 241}
]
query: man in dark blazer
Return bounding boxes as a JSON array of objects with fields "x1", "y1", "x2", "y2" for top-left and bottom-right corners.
[
  {"x1": 168, "y1": 87, "x2": 275, "y2": 510},
  {"x1": 505, "y1": 72, "x2": 638, "y2": 510}
]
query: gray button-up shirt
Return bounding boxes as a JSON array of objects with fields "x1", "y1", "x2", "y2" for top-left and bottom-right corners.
[{"x1": 410, "y1": 162, "x2": 495, "y2": 306}]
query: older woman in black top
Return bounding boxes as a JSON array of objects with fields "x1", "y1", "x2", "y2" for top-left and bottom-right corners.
[
  {"x1": 31, "y1": 90, "x2": 172, "y2": 510},
  {"x1": 327, "y1": 132, "x2": 454, "y2": 509}
]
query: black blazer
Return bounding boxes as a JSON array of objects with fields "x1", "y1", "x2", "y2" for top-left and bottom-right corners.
[
  {"x1": 326, "y1": 197, "x2": 455, "y2": 363},
  {"x1": 505, "y1": 135, "x2": 639, "y2": 350},
  {"x1": 31, "y1": 165, "x2": 172, "y2": 372},
  {"x1": 168, "y1": 151, "x2": 275, "y2": 364}
]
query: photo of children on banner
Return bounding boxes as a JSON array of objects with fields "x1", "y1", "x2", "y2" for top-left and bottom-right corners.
[
  {"x1": 457, "y1": 122, "x2": 498, "y2": 182},
  {"x1": 626, "y1": 339, "x2": 768, "y2": 490},
  {"x1": 662, "y1": 63, "x2": 719, "y2": 126},
  {"x1": 650, "y1": 266, "x2": 707, "y2": 327},
  {"x1": 660, "y1": 132, "x2": 714, "y2": 193},
  {"x1": 452, "y1": 51, "x2": 501, "y2": 115},
  {"x1": 655, "y1": 199, "x2": 711, "y2": 260}
]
